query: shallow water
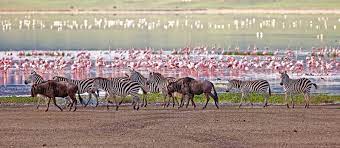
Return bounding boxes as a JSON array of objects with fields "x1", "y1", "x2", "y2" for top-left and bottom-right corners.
[
  {"x1": 0, "y1": 13, "x2": 339, "y2": 96},
  {"x1": 0, "y1": 13, "x2": 339, "y2": 50}
]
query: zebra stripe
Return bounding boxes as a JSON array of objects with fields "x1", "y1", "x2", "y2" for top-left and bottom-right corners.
[
  {"x1": 92, "y1": 77, "x2": 142, "y2": 110},
  {"x1": 147, "y1": 72, "x2": 177, "y2": 107},
  {"x1": 280, "y1": 72, "x2": 317, "y2": 108},
  {"x1": 52, "y1": 76, "x2": 98, "y2": 106},
  {"x1": 24, "y1": 71, "x2": 45, "y2": 85},
  {"x1": 226, "y1": 79, "x2": 271, "y2": 108}
]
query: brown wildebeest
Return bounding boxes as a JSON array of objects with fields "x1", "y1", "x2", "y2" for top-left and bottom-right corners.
[
  {"x1": 31, "y1": 80, "x2": 79, "y2": 112},
  {"x1": 167, "y1": 77, "x2": 219, "y2": 109}
]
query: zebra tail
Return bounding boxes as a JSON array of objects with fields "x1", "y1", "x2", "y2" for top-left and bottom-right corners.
[
  {"x1": 312, "y1": 83, "x2": 318, "y2": 89},
  {"x1": 212, "y1": 84, "x2": 219, "y2": 103},
  {"x1": 269, "y1": 86, "x2": 272, "y2": 96}
]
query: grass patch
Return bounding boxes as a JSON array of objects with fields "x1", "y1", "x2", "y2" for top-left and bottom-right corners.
[{"x1": 1, "y1": 93, "x2": 339, "y2": 105}]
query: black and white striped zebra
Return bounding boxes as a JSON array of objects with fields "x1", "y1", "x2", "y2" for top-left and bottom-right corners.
[
  {"x1": 279, "y1": 71, "x2": 317, "y2": 108},
  {"x1": 128, "y1": 69, "x2": 157, "y2": 107},
  {"x1": 225, "y1": 79, "x2": 271, "y2": 108},
  {"x1": 52, "y1": 76, "x2": 97, "y2": 107},
  {"x1": 147, "y1": 72, "x2": 179, "y2": 107},
  {"x1": 24, "y1": 71, "x2": 49, "y2": 109},
  {"x1": 92, "y1": 77, "x2": 143, "y2": 110},
  {"x1": 103, "y1": 76, "x2": 131, "y2": 100}
]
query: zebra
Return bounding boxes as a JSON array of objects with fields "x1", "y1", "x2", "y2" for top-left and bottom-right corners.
[
  {"x1": 103, "y1": 75, "x2": 131, "y2": 101},
  {"x1": 92, "y1": 77, "x2": 142, "y2": 110},
  {"x1": 52, "y1": 76, "x2": 97, "y2": 107},
  {"x1": 128, "y1": 69, "x2": 156, "y2": 107},
  {"x1": 147, "y1": 72, "x2": 179, "y2": 108},
  {"x1": 24, "y1": 71, "x2": 50, "y2": 109},
  {"x1": 279, "y1": 71, "x2": 317, "y2": 108},
  {"x1": 225, "y1": 79, "x2": 271, "y2": 108}
]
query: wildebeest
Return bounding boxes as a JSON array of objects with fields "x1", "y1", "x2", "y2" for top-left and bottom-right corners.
[
  {"x1": 31, "y1": 80, "x2": 79, "y2": 112},
  {"x1": 167, "y1": 77, "x2": 219, "y2": 109}
]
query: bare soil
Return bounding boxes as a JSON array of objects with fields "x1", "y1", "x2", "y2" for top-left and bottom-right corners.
[{"x1": 0, "y1": 104, "x2": 339, "y2": 147}]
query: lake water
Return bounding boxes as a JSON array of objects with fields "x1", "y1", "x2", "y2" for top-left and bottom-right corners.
[{"x1": 0, "y1": 13, "x2": 339, "y2": 96}]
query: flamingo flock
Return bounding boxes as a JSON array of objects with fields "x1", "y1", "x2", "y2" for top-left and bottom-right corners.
[
  {"x1": 1, "y1": 14, "x2": 338, "y2": 40},
  {"x1": 1, "y1": 47, "x2": 339, "y2": 79}
]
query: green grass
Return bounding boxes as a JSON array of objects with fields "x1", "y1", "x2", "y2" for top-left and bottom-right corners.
[
  {"x1": 1, "y1": 93, "x2": 339, "y2": 105},
  {"x1": 0, "y1": 0, "x2": 340, "y2": 11}
]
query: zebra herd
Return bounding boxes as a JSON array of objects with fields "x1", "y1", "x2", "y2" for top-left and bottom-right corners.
[{"x1": 24, "y1": 70, "x2": 318, "y2": 111}]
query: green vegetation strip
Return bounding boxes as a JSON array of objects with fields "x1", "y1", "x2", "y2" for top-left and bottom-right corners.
[{"x1": 1, "y1": 93, "x2": 339, "y2": 105}]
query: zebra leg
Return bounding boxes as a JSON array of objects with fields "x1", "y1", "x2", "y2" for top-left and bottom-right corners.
[
  {"x1": 106, "y1": 93, "x2": 111, "y2": 110},
  {"x1": 239, "y1": 93, "x2": 245, "y2": 108},
  {"x1": 143, "y1": 93, "x2": 147, "y2": 107},
  {"x1": 203, "y1": 93, "x2": 210, "y2": 109},
  {"x1": 191, "y1": 96, "x2": 196, "y2": 109},
  {"x1": 45, "y1": 97, "x2": 51, "y2": 112},
  {"x1": 84, "y1": 93, "x2": 92, "y2": 107},
  {"x1": 285, "y1": 93, "x2": 290, "y2": 108},
  {"x1": 304, "y1": 93, "x2": 310, "y2": 108},
  {"x1": 116, "y1": 96, "x2": 123, "y2": 111},
  {"x1": 263, "y1": 92, "x2": 269, "y2": 107},
  {"x1": 36, "y1": 96, "x2": 40, "y2": 109},
  {"x1": 290, "y1": 94, "x2": 295, "y2": 108},
  {"x1": 173, "y1": 96, "x2": 179, "y2": 108},
  {"x1": 94, "y1": 92, "x2": 99, "y2": 107},
  {"x1": 307, "y1": 93, "x2": 310, "y2": 108}
]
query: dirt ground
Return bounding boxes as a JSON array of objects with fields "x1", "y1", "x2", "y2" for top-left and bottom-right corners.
[{"x1": 0, "y1": 104, "x2": 339, "y2": 147}]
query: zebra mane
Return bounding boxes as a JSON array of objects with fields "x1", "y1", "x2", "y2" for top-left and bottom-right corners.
[{"x1": 230, "y1": 79, "x2": 242, "y2": 89}]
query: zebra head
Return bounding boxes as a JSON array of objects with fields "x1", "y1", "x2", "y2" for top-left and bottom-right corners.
[
  {"x1": 225, "y1": 79, "x2": 241, "y2": 92},
  {"x1": 24, "y1": 71, "x2": 41, "y2": 85},
  {"x1": 147, "y1": 72, "x2": 162, "y2": 85},
  {"x1": 279, "y1": 71, "x2": 289, "y2": 86}
]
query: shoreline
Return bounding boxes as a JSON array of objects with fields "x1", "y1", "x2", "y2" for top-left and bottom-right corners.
[{"x1": 0, "y1": 9, "x2": 340, "y2": 15}]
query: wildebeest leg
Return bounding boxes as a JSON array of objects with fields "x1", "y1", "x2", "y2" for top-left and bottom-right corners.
[
  {"x1": 173, "y1": 96, "x2": 179, "y2": 108},
  {"x1": 51, "y1": 97, "x2": 63, "y2": 112},
  {"x1": 45, "y1": 97, "x2": 51, "y2": 112},
  {"x1": 203, "y1": 93, "x2": 210, "y2": 109},
  {"x1": 208, "y1": 93, "x2": 219, "y2": 109},
  {"x1": 186, "y1": 95, "x2": 191, "y2": 108},
  {"x1": 178, "y1": 95, "x2": 185, "y2": 109},
  {"x1": 190, "y1": 96, "x2": 196, "y2": 109},
  {"x1": 71, "y1": 95, "x2": 77, "y2": 112}
]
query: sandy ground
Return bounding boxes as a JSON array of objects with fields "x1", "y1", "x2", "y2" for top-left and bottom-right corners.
[{"x1": 0, "y1": 104, "x2": 339, "y2": 148}]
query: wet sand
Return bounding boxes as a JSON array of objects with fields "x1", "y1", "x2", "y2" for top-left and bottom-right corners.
[{"x1": 0, "y1": 105, "x2": 339, "y2": 147}]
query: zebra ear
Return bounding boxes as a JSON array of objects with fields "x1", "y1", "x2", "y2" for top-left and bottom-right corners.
[{"x1": 284, "y1": 71, "x2": 287, "y2": 74}]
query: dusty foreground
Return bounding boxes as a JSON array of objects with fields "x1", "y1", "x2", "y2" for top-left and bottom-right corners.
[{"x1": 0, "y1": 105, "x2": 339, "y2": 148}]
